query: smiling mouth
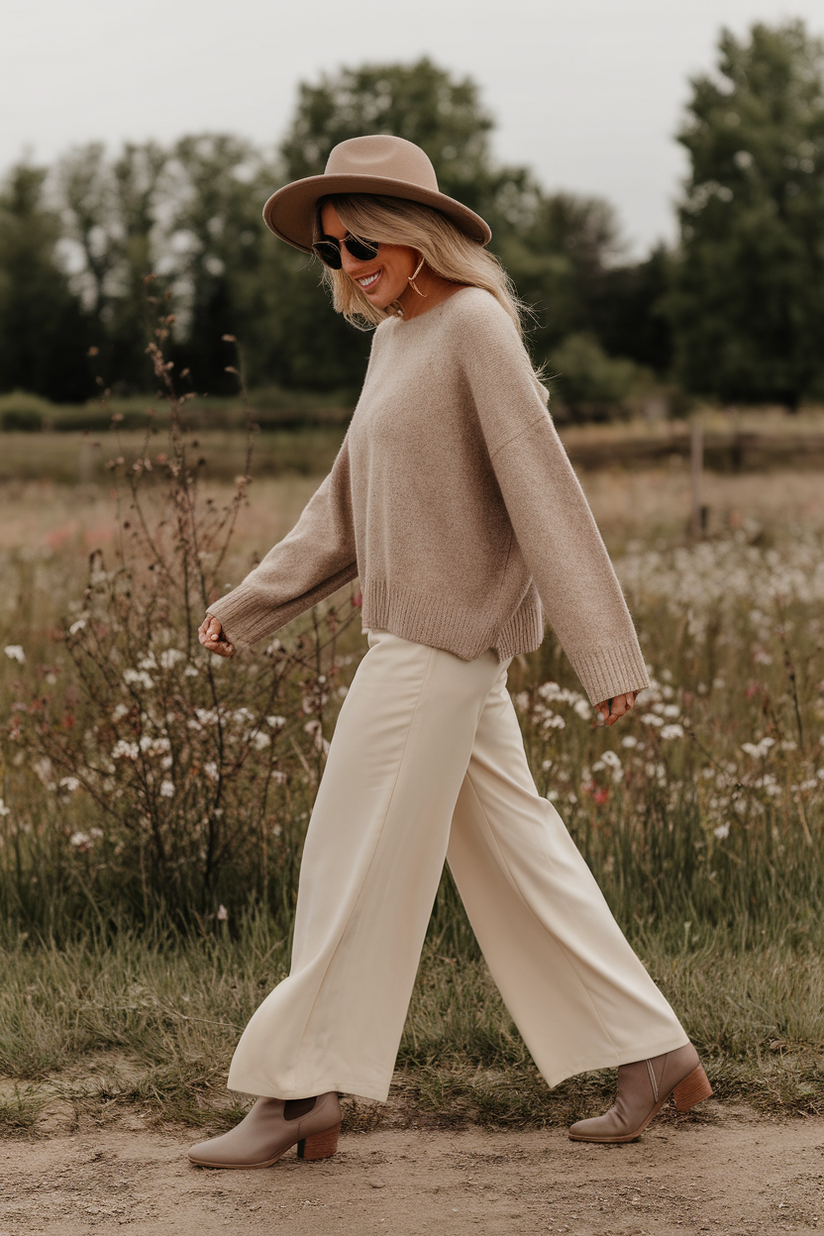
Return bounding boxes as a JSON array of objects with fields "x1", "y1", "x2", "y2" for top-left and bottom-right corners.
[{"x1": 357, "y1": 271, "x2": 381, "y2": 290}]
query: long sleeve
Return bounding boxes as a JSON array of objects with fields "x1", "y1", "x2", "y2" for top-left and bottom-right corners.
[
  {"x1": 207, "y1": 434, "x2": 358, "y2": 646},
  {"x1": 455, "y1": 302, "x2": 650, "y2": 704}
]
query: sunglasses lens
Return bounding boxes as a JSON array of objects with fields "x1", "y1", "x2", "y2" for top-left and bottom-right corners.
[
  {"x1": 345, "y1": 237, "x2": 379, "y2": 261},
  {"x1": 312, "y1": 239, "x2": 342, "y2": 269}
]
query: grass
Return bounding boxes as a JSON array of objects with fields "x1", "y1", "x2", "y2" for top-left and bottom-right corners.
[
  {"x1": 1, "y1": 460, "x2": 824, "y2": 1131},
  {"x1": 0, "y1": 916, "x2": 821, "y2": 1137}
]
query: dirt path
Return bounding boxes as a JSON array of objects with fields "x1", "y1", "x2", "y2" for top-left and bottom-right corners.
[{"x1": 1, "y1": 1105, "x2": 822, "y2": 1236}]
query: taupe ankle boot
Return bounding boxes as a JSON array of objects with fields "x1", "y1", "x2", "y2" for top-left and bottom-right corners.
[
  {"x1": 188, "y1": 1091, "x2": 341, "y2": 1168},
  {"x1": 568, "y1": 1044, "x2": 712, "y2": 1143}
]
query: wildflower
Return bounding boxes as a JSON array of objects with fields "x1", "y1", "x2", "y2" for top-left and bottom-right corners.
[
  {"x1": 112, "y1": 703, "x2": 130, "y2": 721},
  {"x1": 70, "y1": 832, "x2": 91, "y2": 850},
  {"x1": 573, "y1": 699, "x2": 591, "y2": 720},
  {"x1": 621, "y1": 735, "x2": 639, "y2": 749},
  {"x1": 217, "y1": 905, "x2": 228, "y2": 922},
  {"x1": 159, "y1": 780, "x2": 175, "y2": 798},
  {"x1": 660, "y1": 724, "x2": 685, "y2": 740},
  {"x1": 0, "y1": 799, "x2": 10, "y2": 817},
  {"x1": 123, "y1": 669, "x2": 154, "y2": 690},
  {"x1": 600, "y1": 750, "x2": 622, "y2": 768},
  {"x1": 160, "y1": 648, "x2": 186, "y2": 669},
  {"x1": 33, "y1": 758, "x2": 54, "y2": 787},
  {"x1": 112, "y1": 740, "x2": 139, "y2": 760},
  {"x1": 4, "y1": 645, "x2": 25, "y2": 664},
  {"x1": 204, "y1": 762, "x2": 219, "y2": 781},
  {"x1": 253, "y1": 731, "x2": 271, "y2": 750},
  {"x1": 640, "y1": 713, "x2": 664, "y2": 727},
  {"x1": 58, "y1": 777, "x2": 81, "y2": 793},
  {"x1": 741, "y1": 737, "x2": 776, "y2": 759},
  {"x1": 69, "y1": 619, "x2": 86, "y2": 635}
]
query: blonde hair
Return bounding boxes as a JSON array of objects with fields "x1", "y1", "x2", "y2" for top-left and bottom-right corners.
[{"x1": 314, "y1": 194, "x2": 527, "y2": 338}]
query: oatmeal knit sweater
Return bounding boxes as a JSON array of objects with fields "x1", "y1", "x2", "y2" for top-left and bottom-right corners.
[{"x1": 208, "y1": 288, "x2": 649, "y2": 705}]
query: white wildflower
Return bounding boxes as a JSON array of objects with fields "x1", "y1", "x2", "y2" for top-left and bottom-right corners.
[
  {"x1": 660, "y1": 724, "x2": 685, "y2": 740},
  {"x1": 203, "y1": 762, "x2": 219, "y2": 781},
  {"x1": 573, "y1": 699, "x2": 592, "y2": 720},
  {"x1": 253, "y1": 731, "x2": 271, "y2": 750},
  {"x1": 123, "y1": 669, "x2": 154, "y2": 690},
  {"x1": 621, "y1": 735, "x2": 639, "y2": 749},
  {"x1": 4, "y1": 645, "x2": 25, "y2": 664},
  {"x1": 714, "y1": 822, "x2": 730, "y2": 840},
  {"x1": 159, "y1": 780, "x2": 175, "y2": 798},
  {"x1": 641, "y1": 713, "x2": 664, "y2": 727},
  {"x1": 159, "y1": 648, "x2": 186, "y2": 669},
  {"x1": 69, "y1": 619, "x2": 86, "y2": 635},
  {"x1": 600, "y1": 750, "x2": 622, "y2": 768},
  {"x1": 112, "y1": 740, "x2": 139, "y2": 760},
  {"x1": 58, "y1": 777, "x2": 81, "y2": 793},
  {"x1": 741, "y1": 737, "x2": 776, "y2": 759},
  {"x1": 267, "y1": 715, "x2": 286, "y2": 729},
  {"x1": 70, "y1": 832, "x2": 91, "y2": 849},
  {"x1": 112, "y1": 703, "x2": 130, "y2": 721},
  {"x1": 0, "y1": 799, "x2": 10, "y2": 817},
  {"x1": 216, "y1": 904, "x2": 228, "y2": 922}
]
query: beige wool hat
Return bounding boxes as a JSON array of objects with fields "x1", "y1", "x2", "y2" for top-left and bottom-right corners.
[{"x1": 262, "y1": 134, "x2": 492, "y2": 253}]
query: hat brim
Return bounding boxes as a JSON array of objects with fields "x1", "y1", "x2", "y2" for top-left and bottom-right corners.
[{"x1": 262, "y1": 174, "x2": 492, "y2": 252}]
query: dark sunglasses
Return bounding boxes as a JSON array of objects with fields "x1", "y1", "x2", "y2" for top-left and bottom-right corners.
[{"x1": 312, "y1": 233, "x2": 380, "y2": 269}]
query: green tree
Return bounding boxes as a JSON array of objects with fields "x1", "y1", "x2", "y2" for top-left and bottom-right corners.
[
  {"x1": 168, "y1": 134, "x2": 277, "y2": 392},
  {"x1": 58, "y1": 141, "x2": 170, "y2": 391},
  {"x1": 498, "y1": 192, "x2": 627, "y2": 359},
  {"x1": 0, "y1": 164, "x2": 91, "y2": 400},
  {"x1": 669, "y1": 20, "x2": 824, "y2": 407}
]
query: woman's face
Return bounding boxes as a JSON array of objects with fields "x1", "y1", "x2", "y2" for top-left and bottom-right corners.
[{"x1": 319, "y1": 202, "x2": 420, "y2": 312}]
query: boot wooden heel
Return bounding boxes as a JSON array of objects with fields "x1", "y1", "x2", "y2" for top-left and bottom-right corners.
[
  {"x1": 297, "y1": 1121, "x2": 341, "y2": 1161},
  {"x1": 672, "y1": 1064, "x2": 713, "y2": 1112}
]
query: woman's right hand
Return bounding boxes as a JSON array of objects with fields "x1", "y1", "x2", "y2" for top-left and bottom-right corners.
[{"x1": 198, "y1": 614, "x2": 235, "y2": 658}]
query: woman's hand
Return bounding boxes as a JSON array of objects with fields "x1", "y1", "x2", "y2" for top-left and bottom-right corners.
[
  {"x1": 198, "y1": 614, "x2": 235, "y2": 658},
  {"x1": 596, "y1": 692, "x2": 636, "y2": 726}
]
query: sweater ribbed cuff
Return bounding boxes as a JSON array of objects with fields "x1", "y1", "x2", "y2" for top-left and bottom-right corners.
[{"x1": 569, "y1": 641, "x2": 651, "y2": 706}]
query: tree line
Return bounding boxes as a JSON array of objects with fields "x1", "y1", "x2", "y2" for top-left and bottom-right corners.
[{"x1": 0, "y1": 19, "x2": 822, "y2": 416}]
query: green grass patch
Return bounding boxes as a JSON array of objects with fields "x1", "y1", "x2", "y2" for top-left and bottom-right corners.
[{"x1": 0, "y1": 915, "x2": 821, "y2": 1133}]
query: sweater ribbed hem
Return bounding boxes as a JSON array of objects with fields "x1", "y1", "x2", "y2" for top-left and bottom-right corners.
[
  {"x1": 362, "y1": 581, "x2": 542, "y2": 663},
  {"x1": 362, "y1": 580, "x2": 504, "y2": 661}
]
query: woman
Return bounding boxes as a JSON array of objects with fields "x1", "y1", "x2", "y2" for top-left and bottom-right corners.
[{"x1": 189, "y1": 135, "x2": 711, "y2": 1169}]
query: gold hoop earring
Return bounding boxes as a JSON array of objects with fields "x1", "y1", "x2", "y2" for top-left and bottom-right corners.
[{"x1": 407, "y1": 254, "x2": 427, "y2": 298}]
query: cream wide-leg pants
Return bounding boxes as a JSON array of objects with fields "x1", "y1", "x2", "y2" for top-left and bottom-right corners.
[{"x1": 228, "y1": 629, "x2": 688, "y2": 1102}]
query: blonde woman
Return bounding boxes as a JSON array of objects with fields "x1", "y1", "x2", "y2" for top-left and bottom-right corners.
[{"x1": 189, "y1": 135, "x2": 711, "y2": 1169}]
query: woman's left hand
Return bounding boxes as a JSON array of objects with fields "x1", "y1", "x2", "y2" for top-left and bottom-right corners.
[{"x1": 596, "y1": 692, "x2": 637, "y2": 726}]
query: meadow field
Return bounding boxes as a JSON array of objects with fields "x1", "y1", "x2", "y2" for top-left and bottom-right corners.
[{"x1": 1, "y1": 422, "x2": 823, "y2": 1136}]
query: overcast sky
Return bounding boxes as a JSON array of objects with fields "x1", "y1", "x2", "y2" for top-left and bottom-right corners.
[{"x1": 2, "y1": 0, "x2": 821, "y2": 256}]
